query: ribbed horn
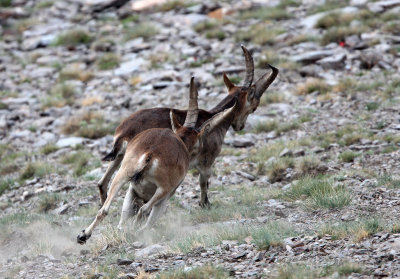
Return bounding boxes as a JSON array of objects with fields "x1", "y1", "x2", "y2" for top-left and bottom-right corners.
[
  {"x1": 183, "y1": 76, "x2": 199, "y2": 128},
  {"x1": 241, "y1": 45, "x2": 254, "y2": 89},
  {"x1": 255, "y1": 64, "x2": 279, "y2": 99}
]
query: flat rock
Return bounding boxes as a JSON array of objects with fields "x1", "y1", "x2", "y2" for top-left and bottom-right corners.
[
  {"x1": 114, "y1": 57, "x2": 145, "y2": 76},
  {"x1": 135, "y1": 244, "x2": 166, "y2": 258},
  {"x1": 291, "y1": 50, "x2": 334, "y2": 64},
  {"x1": 56, "y1": 137, "x2": 86, "y2": 148},
  {"x1": 279, "y1": 148, "x2": 293, "y2": 157},
  {"x1": 116, "y1": 258, "x2": 134, "y2": 266},
  {"x1": 318, "y1": 53, "x2": 346, "y2": 70},
  {"x1": 368, "y1": 0, "x2": 400, "y2": 13},
  {"x1": 232, "y1": 139, "x2": 254, "y2": 148},
  {"x1": 53, "y1": 204, "x2": 70, "y2": 215}
]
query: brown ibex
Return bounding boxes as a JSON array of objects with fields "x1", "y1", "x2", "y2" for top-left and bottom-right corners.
[
  {"x1": 97, "y1": 45, "x2": 279, "y2": 208},
  {"x1": 77, "y1": 78, "x2": 237, "y2": 244}
]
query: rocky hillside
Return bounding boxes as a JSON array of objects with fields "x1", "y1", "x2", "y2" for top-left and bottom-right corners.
[{"x1": 1, "y1": 0, "x2": 400, "y2": 278}]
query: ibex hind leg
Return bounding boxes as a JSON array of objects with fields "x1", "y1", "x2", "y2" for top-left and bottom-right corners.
[
  {"x1": 118, "y1": 183, "x2": 145, "y2": 230},
  {"x1": 138, "y1": 198, "x2": 168, "y2": 232},
  {"x1": 133, "y1": 187, "x2": 169, "y2": 231}
]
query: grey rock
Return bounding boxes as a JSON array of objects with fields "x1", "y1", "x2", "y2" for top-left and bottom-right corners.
[
  {"x1": 292, "y1": 50, "x2": 334, "y2": 64},
  {"x1": 318, "y1": 53, "x2": 346, "y2": 70},
  {"x1": 135, "y1": 244, "x2": 165, "y2": 258},
  {"x1": 368, "y1": 0, "x2": 400, "y2": 13},
  {"x1": 53, "y1": 204, "x2": 70, "y2": 215},
  {"x1": 293, "y1": 149, "x2": 305, "y2": 157},
  {"x1": 114, "y1": 57, "x2": 145, "y2": 76},
  {"x1": 21, "y1": 191, "x2": 34, "y2": 201},
  {"x1": 235, "y1": 171, "x2": 256, "y2": 181},
  {"x1": 279, "y1": 148, "x2": 293, "y2": 157},
  {"x1": 116, "y1": 258, "x2": 133, "y2": 266},
  {"x1": 56, "y1": 137, "x2": 86, "y2": 148},
  {"x1": 232, "y1": 139, "x2": 254, "y2": 148}
]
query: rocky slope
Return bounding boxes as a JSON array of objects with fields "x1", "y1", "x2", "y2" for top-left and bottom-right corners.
[{"x1": 1, "y1": 0, "x2": 400, "y2": 278}]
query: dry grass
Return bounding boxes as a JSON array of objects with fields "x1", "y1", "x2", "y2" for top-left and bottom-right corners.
[
  {"x1": 81, "y1": 96, "x2": 103, "y2": 106},
  {"x1": 96, "y1": 53, "x2": 120, "y2": 70},
  {"x1": 125, "y1": 23, "x2": 159, "y2": 41},
  {"x1": 53, "y1": 29, "x2": 93, "y2": 47},
  {"x1": 59, "y1": 65, "x2": 93, "y2": 82},
  {"x1": 320, "y1": 26, "x2": 364, "y2": 45},
  {"x1": 41, "y1": 83, "x2": 77, "y2": 108},
  {"x1": 296, "y1": 78, "x2": 331, "y2": 95},
  {"x1": 61, "y1": 111, "x2": 114, "y2": 139},
  {"x1": 235, "y1": 24, "x2": 285, "y2": 45}
]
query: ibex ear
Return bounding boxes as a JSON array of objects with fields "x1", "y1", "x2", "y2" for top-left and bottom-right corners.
[
  {"x1": 223, "y1": 73, "x2": 235, "y2": 91},
  {"x1": 199, "y1": 100, "x2": 238, "y2": 140},
  {"x1": 247, "y1": 85, "x2": 256, "y2": 102},
  {"x1": 170, "y1": 110, "x2": 181, "y2": 133}
]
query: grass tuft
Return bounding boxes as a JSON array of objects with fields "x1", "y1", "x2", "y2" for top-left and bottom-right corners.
[
  {"x1": 20, "y1": 162, "x2": 53, "y2": 180},
  {"x1": 54, "y1": 29, "x2": 93, "y2": 47},
  {"x1": 60, "y1": 151, "x2": 97, "y2": 177},
  {"x1": 125, "y1": 23, "x2": 159, "y2": 41},
  {"x1": 283, "y1": 175, "x2": 351, "y2": 209},
  {"x1": 41, "y1": 83, "x2": 77, "y2": 108},
  {"x1": 96, "y1": 53, "x2": 120, "y2": 70},
  {"x1": 339, "y1": 151, "x2": 359, "y2": 163},
  {"x1": 61, "y1": 111, "x2": 114, "y2": 139},
  {"x1": 296, "y1": 78, "x2": 331, "y2": 95},
  {"x1": 156, "y1": 264, "x2": 228, "y2": 279}
]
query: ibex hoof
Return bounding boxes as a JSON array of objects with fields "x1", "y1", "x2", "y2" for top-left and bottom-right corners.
[
  {"x1": 199, "y1": 199, "x2": 211, "y2": 209},
  {"x1": 77, "y1": 230, "x2": 91, "y2": 245}
]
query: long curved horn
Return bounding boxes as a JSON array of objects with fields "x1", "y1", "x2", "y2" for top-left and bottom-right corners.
[
  {"x1": 241, "y1": 45, "x2": 254, "y2": 89},
  {"x1": 183, "y1": 76, "x2": 199, "y2": 128},
  {"x1": 255, "y1": 64, "x2": 279, "y2": 99}
]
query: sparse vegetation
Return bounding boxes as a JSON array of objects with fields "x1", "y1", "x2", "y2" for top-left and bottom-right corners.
[
  {"x1": 20, "y1": 162, "x2": 53, "y2": 180},
  {"x1": 156, "y1": 264, "x2": 228, "y2": 279},
  {"x1": 61, "y1": 150, "x2": 98, "y2": 176},
  {"x1": 282, "y1": 175, "x2": 351, "y2": 209},
  {"x1": 41, "y1": 83, "x2": 77, "y2": 108},
  {"x1": 260, "y1": 91, "x2": 286, "y2": 105},
  {"x1": 0, "y1": 178, "x2": 14, "y2": 196},
  {"x1": 171, "y1": 221, "x2": 295, "y2": 253},
  {"x1": 296, "y1": 78, "x2": 331, "y2": 95},
  {"x1": 315, "y1": 13, "x2": 355, "y2": 29},
  {"x1": 53, "y1": 29, "x2": 93, "y2": 47},
  {"x1": 339, "y1": 151, "x2": 359, "y2": 163},
  {"x1": 0, "y1": 0, "x2": 11, "y2": 7},
  {"x1": 157, "y1": 0, "x2": 192, "y2": 12},
  {"x1": 236, "y1": 24, "x2": 285, "y2": 45},
  {"x1": 40, "y1": 144, "x2": 60, "y2": 155},
  {"x1": 37, "y1": 193, "x2": 62, "y2": 213},
  {"x1": 59, "y1": 66, "x2": 93, "y2": 82},
  {"x1": 240, "y1": 6, "x2": 292, "y2": 21},
  {"x1": 125, "y1": 23, "x2": 159, "y2": 41},
  {"x1": 96, "y1": 53, "x2": 120, "y2": 70},
  {"x1": 320, "y1": 26, "x2": 364, "y2": 45},
  {"x1": 319, "y1": 218, "x2": 382, "y2": 242},
  {"x1": 376, "y1": 175, "x2": 400, "y2": 189},
  {"x1": 61, "y1": 111, "x2": 114, "y2": 139}
]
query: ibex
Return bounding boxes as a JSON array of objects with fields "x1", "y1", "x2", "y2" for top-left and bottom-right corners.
[
  {"x1": 77, "y1": 78, "x2": 237, "y2": 244},
  {"x1": 97, "y1": 45, "x2": 279, "y2": 208}
]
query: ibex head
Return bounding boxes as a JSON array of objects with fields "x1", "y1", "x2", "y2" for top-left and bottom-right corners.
[
  {"x1": 224, "y1": 45, "x2": 279, "y2": 131},
  {"x1": 171, "y1": 77, "x2": 237, "y2": 152}
]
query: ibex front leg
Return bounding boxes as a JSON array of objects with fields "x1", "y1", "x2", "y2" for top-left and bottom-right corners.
[
  {"x1": 97, "y1": 154, "x2": 124, "y2": 206},
  {"x1": 199, "y1": 168, "x2": 211, "y2": 208}
]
